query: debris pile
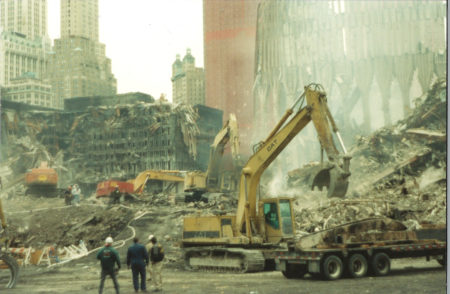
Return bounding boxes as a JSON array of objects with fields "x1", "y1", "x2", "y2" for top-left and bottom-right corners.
[
  {"x1": 0, "y1": 80, "x2": 445, "y2": 271},
  {"x1": 289, "y1": 79, "x2": 446, "y2": 234},
  {"x1": 6, "y1": 202, "x2": 134, "y2": 249}
]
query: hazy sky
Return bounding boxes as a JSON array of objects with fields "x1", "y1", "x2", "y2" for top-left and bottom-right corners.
[{"x1": 47, "y1": 0, "x2": 204, "y2": 102}]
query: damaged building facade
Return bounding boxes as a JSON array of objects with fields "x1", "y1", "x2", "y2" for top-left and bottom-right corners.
[
  {"x1": 1, "y1": 95, "x2": 222, "y2": 191},
  {"x1": 252, "y1": 1, "x2": 446, "y2": 170}
]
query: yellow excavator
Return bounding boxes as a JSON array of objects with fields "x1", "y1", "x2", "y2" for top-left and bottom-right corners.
[
  {"x1": 130, "y1": 170, "x2": 185, "y2": 195},
  {"x1": 182, "y1": 84, "x2": 351, "y2": 272},
  {"x1": 184, "y1": 113, "x2": 242, "y2": 201},
  {"x1": 0, "y1": 199, "x2": 19, "y2": 288}
]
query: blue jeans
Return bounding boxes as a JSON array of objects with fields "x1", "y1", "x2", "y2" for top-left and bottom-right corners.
[{"x1": 131, "y1": 263, "x2": 146, "y2": 291}]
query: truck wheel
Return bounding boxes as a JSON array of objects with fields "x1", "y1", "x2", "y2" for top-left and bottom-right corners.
[
  {"x1": 371, "y1": 252, "x2": 390, "y2": 276},
  {"x1": 347, "y1": 254, "x2": 368, "y2": 278},
  {"x1": 321, "y1": 255, "x2": 343, "y2": 280},
  {"x1": 282, "y1": 264, "x2": 307, "y2": 279}
]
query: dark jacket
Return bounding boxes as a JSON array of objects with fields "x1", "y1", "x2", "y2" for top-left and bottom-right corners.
[
  {"x1": 110, "y1": 189, "x2": 121, "y2": 204},
  {"x1": 127, "y1": 243, "x2": 149, "y2": 267},
  {"x1": 97, "y1": 246, "x2": 121, "y2": 271},
  {"x1": 150, "y1": 243, "x2": 165, "y2": 263}
]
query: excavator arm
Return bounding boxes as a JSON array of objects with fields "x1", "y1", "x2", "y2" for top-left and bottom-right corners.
[
  {"x1": 235, "y1": 84, "x2": 351, "y2": 237},
  {"x1": 133, "y1": 170, "x2": 184, "y2": 194},
  {"x1": 205, "y1": 113, "x2": 241, "y2": 188},
  {"x1": 0, "y1": 199, "x2": 6, "y2": 229}
]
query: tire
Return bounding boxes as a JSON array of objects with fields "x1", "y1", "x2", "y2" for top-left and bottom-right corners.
[
  {"x1": 321, "y1": 255, "x2": 343, "y2": 280},
  {"x1": 370, "y1": 252, "x2": 390, "y2": 276},
  {"x1": 347, "y1": 254, "x2": 368, "y2": 278},
  {"x1": 0, "y1": 253, "x2": 19, "y2": 288},
  {"x1": 282, "y1": 263, "x2": 307, "y2": 279}
]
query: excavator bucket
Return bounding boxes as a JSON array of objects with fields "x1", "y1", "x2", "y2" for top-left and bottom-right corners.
[{"x1": 310, "y1": 160, "x2": 350, "y2": 198}]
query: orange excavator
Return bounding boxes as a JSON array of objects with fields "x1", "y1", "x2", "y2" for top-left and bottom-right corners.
[{"x1": 24, "y1": 161, "x2": 59, "y2": 197}]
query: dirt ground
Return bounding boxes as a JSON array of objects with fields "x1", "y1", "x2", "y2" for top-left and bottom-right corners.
[{"x1": 4, "y1": 256, "x2": 447, "y2": 294}]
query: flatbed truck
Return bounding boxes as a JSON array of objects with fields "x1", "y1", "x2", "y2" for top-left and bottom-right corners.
[{"x1": 274, "y1": 218, "x2": 446, "y2": 280}]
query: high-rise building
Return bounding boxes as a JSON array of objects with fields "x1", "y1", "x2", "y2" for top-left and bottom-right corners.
[
  {"x1": 203, "y1": 0, "x2": 261, "y2": 154},
  {"x1": 48, "y1": 0, "x2": 116, "y2": 109},
  {"x1": 60, "y1": 0, "x2": 99, "y2": 41},
  {"x1": 171, "y1": 49, "x2": 205, "y2": 105},
  {"x1": 2, "y1": 72, "x2": 54, "y2": 108},
  {"x1": 0, "y1": 0, "x2": 57, "y2": 108},
  {"x1": 0, "y1": 0, "x2": 48, "y2": 40}
]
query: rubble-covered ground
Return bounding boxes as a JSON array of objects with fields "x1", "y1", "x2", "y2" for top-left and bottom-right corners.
[
  {"x1": 0, "y1": 80, "x2": 446, "y2": 292},
  {"x1": 2, "y1": 191, "x2": 238, "y2": 271}
]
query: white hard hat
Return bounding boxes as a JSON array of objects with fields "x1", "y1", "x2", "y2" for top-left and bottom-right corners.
[
  {"x1": 148, "y1": 234, "x2": 154, "y2": 241},
  {"x1": 105, "y1": 237, "x2": 113, "y2": 244}
]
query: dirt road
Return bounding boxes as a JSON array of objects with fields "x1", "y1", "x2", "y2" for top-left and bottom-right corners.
[{"x1": 6, "y1": 257, "x2": 446, "y2": 294}]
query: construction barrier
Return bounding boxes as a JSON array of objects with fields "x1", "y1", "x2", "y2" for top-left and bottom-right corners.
[{"x1": 7, "y1": 241, "x2": 89, "y2": 267}]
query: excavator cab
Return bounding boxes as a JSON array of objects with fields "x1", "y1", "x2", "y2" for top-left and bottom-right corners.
[{"x1": 259, "y1": 197, "x2": 295, "y2": 244}]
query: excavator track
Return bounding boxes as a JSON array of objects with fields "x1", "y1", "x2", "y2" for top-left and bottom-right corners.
[{"x1": 184, "y1": 248, "x2": 266, "y2": 273}]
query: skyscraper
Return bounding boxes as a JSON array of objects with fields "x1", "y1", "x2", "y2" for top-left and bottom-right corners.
[
  {"x1": 171, "y1": 49, "x2": 205, "y2": 106},
  {"x1": 0, "y1": 0, "x2": 56, "y2": 108},
  {"x1": 48, "y1": 0, "x2": 116, "y2": 109},
  {"x1": 0, "y1": 0, "x2": 49, "y2": 40},
  {"x1": 60, "y1": 0, "x2": 99, "y2": 41},
  {"x1": 203, "y1": 0, "x2": 261, "y2": 154}
]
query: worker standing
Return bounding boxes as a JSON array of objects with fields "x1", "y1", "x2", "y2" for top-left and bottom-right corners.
[
  {"x1": 109, "y1": 186, "x2": 121, "y2": 205},
  {"x1": 145, "y1": 234, "x2": 154, "y2": 281},
  {"x1": 64, "y1": 185, "x2": 73, "y2": 205},
  {"x1": 127, "y1": 237, "x2": 149, "y2": 293},
  {"x1": 97, "y1": 236, "x2": 121, "y2": 294},
  {"x1": 149, "y1": 235, "x2": 164, "y2": 292},
  {"x1": 72, "y1": 184, "x2": 81, "y2": 205}
]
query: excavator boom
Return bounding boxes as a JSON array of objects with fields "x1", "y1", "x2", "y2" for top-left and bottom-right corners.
[
  {"x1": 235, "y1": 84, "x2": 351, "y2": 237},
  {"x1": 0, "y1": 199, "x2": 6, "y2": 230},
  {"x1": 133, "y1": 170, "x2": 184, "y2": 194},
  {"x1": 184, "y1": 113, "x2": 241, "y2": 195},
  {"x1": 205, "y1": 113, "x2": 240, "y2": 188}
]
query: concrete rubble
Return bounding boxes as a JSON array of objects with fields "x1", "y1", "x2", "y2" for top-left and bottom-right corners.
[
  {"x1": 0, "y1": 80, "x2": 446, "y2": 270},
  {"x1": 289, "y1": 79, "x2": 446, "y2": 235}
]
